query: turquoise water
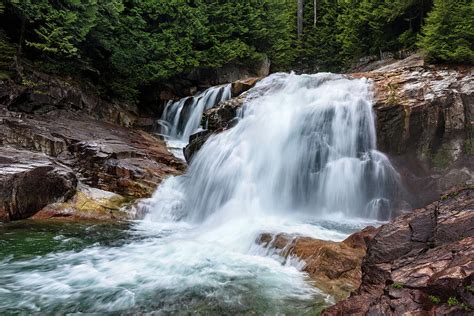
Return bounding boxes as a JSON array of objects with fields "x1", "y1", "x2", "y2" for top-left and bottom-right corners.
[{"x1": 0, "y1": 219, "x2": 329, "y2": 315}]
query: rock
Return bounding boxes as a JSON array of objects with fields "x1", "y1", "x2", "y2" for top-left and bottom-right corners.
[
  {"x1": 33, "y1": 183, "x2": 140, "y2": 220},
  {"x1": 231, "y1": 77, "x2": 261, "y2": 97},
  {"x1": 184, "y1": 93, "x2": 247, "y2": 162},
  {"x1": 186, "y1": 59, "x2": 270, "y2": 87},
  {"x1": 257, "y1": 226, "x2": 379, "y2": 301},
  {"x1": 183, "y1": 131, "x2": 212, "y2": 162},
  {"x1": 352, "y1": 55, "x2": 473, "y2": 207},
  {"x1": 323, "y1": 187, "x2": 474, "y2": 315},
  {"x1": 0, "y1": 69, "x2": 139, "y2": 127},
  {"x1": 0, "y1": 147, "x2": 77, "y2": 222},
  {"x1": 0, "y1": 68, "x2": 186, "y2": 221},
  {"x1": 0, "y1": 111, "x2": 185, "y2": 198}
]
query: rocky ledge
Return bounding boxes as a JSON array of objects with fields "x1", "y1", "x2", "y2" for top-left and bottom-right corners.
[
  {"x1": 0, "y1": 69, "x2": 185, "y2": 222},
  {"x1": 323, "y1": 187, "x2": 473, "y2": 315},
  {"x1": 354, "y1": 54, "x2": 473, "y2": 208},
  {"x1": 257, "y1": 227, "x2": 379, "y2": 301}
]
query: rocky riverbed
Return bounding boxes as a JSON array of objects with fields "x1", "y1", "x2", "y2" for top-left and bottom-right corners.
[{"x1": 0, "y1": 55, "x2": 472, "y2": 315}]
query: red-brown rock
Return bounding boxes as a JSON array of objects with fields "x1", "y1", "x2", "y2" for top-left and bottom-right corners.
[
  {"x1": 323, "y1": 187, "x2": 474, "y2": 316},
  {"x1": 258, "y1": 226, "x2": 379, "y2": 301}
]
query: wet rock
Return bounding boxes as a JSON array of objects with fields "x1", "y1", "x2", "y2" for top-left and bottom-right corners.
[
  {"x1": 0, "y1": 147, "x2": 77, "y2": 222},
  {"x1": 352, "y1": 55, "x2": 473, "y2": 207},
  {"x1": 34, "y1": 183, "x2": 140, "y2": 220},
  {"x1": 257, "y1": 226, "x2": 379, "y2": 301},
  {"x1": 323, "y1": 187, "x2": 474, "y2": 315},
  {"x1": 231, "y1": 77, "x2": 261, "y2": 97},
  {"x1": 0, "y1": 112, "x2": 185, "y2": 198},
  {"x1": 184, "y1": 93, "x2": 247, "y2": 162}
]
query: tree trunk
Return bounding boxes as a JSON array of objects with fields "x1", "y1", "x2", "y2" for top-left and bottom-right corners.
[
  {"x1": 297, "y1": 0, "x2": 304, "y2": 39},
  {"x1": 314, "y1": 0, "x2": 317, "y2": 26}
]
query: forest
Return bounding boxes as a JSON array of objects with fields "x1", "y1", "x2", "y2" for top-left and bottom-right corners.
[{"x1": 0, "y1": 0, "x2": 473, "y2": 101}]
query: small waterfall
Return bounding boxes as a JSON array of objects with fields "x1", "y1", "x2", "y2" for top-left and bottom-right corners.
[
  {"x1": 147, "y1": 73, "x2": 403, "y2": 223},
  {"x1": 158, "y1": 84, "x2": 232, "y2": 142}
]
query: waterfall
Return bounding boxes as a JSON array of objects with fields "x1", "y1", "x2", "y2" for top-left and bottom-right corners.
[
  {"x1": 0, "y1": 73, "x2": 405, "y2": 314},
  {"x1": 157, "y1": 84, "x2": 231, "y2": 159},
  {"x1": 147, "y1": 73, "x2": 402, "y2": 223},
  {"x1": 158, "y1": 84, "x2": 232, "y2": 141}
]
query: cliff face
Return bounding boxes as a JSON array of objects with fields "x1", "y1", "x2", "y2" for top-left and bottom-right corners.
[
  {"x1": 0, "y1": 69, "x2": 185, "y2": 222},
  {"x1": 354, "y1": 54, "x2": 473, "y2": 208}
]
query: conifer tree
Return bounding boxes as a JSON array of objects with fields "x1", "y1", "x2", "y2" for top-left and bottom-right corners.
[{"x1": 418, "y1": 0, "x2": 474, "y2": 63}]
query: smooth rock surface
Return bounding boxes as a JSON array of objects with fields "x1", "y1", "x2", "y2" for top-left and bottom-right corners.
[
  {"x1": 0, "y1": 147, "x2": 77, "y2": 222},
  {"x1": 258, "y1": 226, "x2": 379, "y2": 301}
]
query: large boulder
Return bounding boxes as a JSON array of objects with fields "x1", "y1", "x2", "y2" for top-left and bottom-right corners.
[
  {"x1": 0, "y1": 147, "x2": 77, "y2": 222},
  {"x1": 323, "y1": 187, "x2": 474, "y2": 315},
  {"x1": 257, "y1": 226, "x2": 379, "y2": 301},
  {"x1": 34, "y1": 183, "x2": 141, "y2": 221}
]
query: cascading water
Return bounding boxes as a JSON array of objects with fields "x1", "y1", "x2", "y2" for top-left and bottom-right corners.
[
  {"x1": 147, "y1": 73, "x2": 402, "y2": 223},
  {"x1": 0, "y1": 73, "x2": 404, "y2": 314},
  {"x1": 157, "y1": 84, "x2": 231, "y2": 159}
]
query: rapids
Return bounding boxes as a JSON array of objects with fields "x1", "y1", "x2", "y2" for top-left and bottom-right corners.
[{"x1": 0, "y1": 73, "x2": 403, "y2": 314}]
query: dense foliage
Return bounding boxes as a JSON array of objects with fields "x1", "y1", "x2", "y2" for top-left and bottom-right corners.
[
  {"x1": 418, "y1": 0, "x2": 474, "y2": 64},
  {"x1": 0, "y1": 0, "x2": 472, "y2": 101}
]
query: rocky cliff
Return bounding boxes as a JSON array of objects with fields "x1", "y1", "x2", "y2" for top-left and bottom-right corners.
[
  {"x1": 0, "y1": 68, "x2": 185, "y2": 222},
  {"x1": 354, "y1": 54, "x2": 473, "y2": 208}
]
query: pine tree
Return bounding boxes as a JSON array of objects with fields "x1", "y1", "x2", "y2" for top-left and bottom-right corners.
[{"x1": 418, "y1": 0, "x2": 474, "y2": 63}]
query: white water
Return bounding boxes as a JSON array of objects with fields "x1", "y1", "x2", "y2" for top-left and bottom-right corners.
[
  {"x1": 157, "y1": 84, "x2": 232, "y2": 159},
  {"x1": 0, "y1": 73, "x2": 403, "y2": 314},
  {"x1": 148, "y1": 73, "x2": 401, "y2": 224}
]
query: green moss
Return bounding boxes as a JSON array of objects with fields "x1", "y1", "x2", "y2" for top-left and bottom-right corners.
[
  {"x1": 464, "y1": 139, "x2": 473, "y2": 155},
  {"x1": 460, "y1": 303, "x2": 472, "y2": 312},
  {"x1": 447, "y1": 297, "x2": 460, "y2": 306},
  {"x1": 441, "y1": 190, "x2": 461, "y2": 201},
  {"x1": 432, "y1": 147, "x2": 451, "y2": 170},
  {"x1": 429, "y1": 295, "x2": 441, "y2": 304},
  {"x1": 21, "y1": 79, "x2": 38, "y2": 88},
  {"x1": 391, "y1": 282, "x2": 404, "y2": 289},
  {"x1": 465, "y1": 285, "x2": 474, "y2": 293}
]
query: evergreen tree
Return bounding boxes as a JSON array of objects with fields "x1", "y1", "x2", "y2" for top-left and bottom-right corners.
[{"x1": 418, "y1": 0, "x2": 474, "y2": 63}]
